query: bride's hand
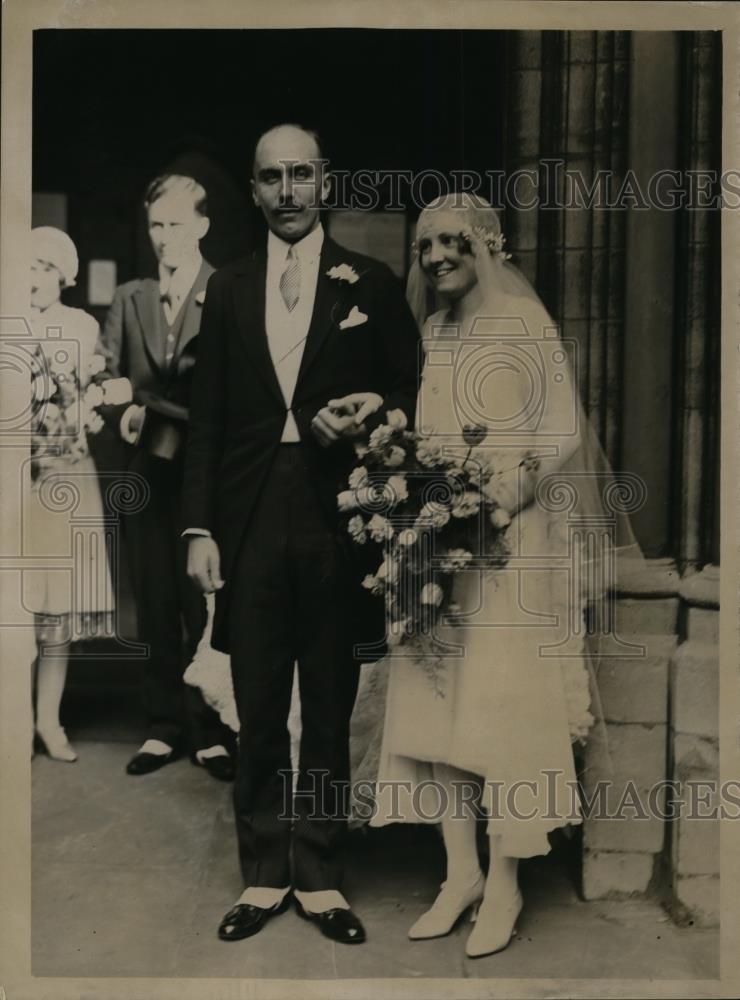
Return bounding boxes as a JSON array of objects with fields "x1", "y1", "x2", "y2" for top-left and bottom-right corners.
[{"x1": 460, "y1": 227, "x2": 502, "y2": 302}]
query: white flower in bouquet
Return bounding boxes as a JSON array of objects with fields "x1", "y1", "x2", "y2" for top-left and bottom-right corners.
[
  {"x1": 451, "y1": 491, "x2": 482, "y2": 518},
  {"x1": 416, "y1": 440, "x2": 443, "y2": 467},
  {"x1": 398, "y1": 528, "x2": 418, "y2": 547},
  {"x1": 490, "y1": 507, "x2": 511, "y2": 529},
  {"x1": 386, "y1": 408, "x2": 408, "y2": 431},
  {"x1": 362, "y1": 574, "x2": 382, "y2": 595},
  {"x1": 354, "y1": 485, "x2": 376, "y2": 511},
  {"x1": 420, "y1": 582, "x2": 444, "y2": 607},
  {"x1": 62, "y1": 396, "x2": 80, "y2": 418},
  {"x1": 86, "y1": 411, "x2": 104, "y2": 435},
  {"x1": 439, "y1": 548, "x2": 474, "y2": 572},
  {"x1": 383, "y1": 445, "x2": 406, "y2": 468},
  {"x1": 347, "y1": 514, "x2": 367, "y2": 544},
  {"x1": 445, "y1": 463, "x2": 466, "y2": 482},
  {"x1": 368, "y1": 513, "x2": 394, "y2": 542},
  {"x1": 348, "y1": 465, "x2": 369, "y2": 489},
  {"x1": 85, "y1": 353, "x2": 107, "y2": 377},
  {"x1": 385, "y1": 474, "x2": 408, "y2": 504},
  {"x1": 376, "y1": 555, "x2": 399, "y2": 584},
  {"x1": 337, "y1": 490, "x2": 359, "y2": 512},
  {"x1": 42, "y1": 402, "x2": 62, "y2": 429},
  {"x1": 83, "y1": 383, "x2": 105, "y2": 409},
  {"x1": 417, "y1": 501, "x2": 451, "y2": 530},
  {"x1": 369, "y1": 424, "x2": 393, "y2": 450}
]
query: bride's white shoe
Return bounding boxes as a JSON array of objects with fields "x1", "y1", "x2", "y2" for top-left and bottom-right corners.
[
  {"x1": 464, "y1": 883, "x2": 522, "y2": 958},
  {"x1": 408, "y1": 873, "x2": 486, "y2": 940},
  {"x1": 36, "y1": 727, "x2": 77, "y2": 763}
]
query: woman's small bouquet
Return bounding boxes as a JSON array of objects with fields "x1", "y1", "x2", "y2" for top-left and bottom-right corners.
[
  {"x1": 338, "y1": 409, "x2": 536, "y2": 689},
  {"x1": 29, "y1": 347, "x2": 108, "y2": 483}
]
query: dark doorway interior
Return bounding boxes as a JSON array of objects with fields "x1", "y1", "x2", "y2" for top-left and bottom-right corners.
[{"x1": 34, "y1": 27, "x2": 507, "y2": 316}]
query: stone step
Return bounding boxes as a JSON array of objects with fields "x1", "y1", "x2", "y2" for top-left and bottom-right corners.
[
  {"x1": 592, "y1": 634, "x2": 676, "y2": 726},
  {"x1": 671, "y1": 640, "x2": 719, "y2": 739}
]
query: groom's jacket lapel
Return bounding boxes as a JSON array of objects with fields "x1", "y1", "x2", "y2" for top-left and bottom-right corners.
[
  {"x1": 294, "y1": 236, "x2": 345, "y2": 392},
  {"x1": 231, "y1": 247, "x2": 284, "y2": 407}
]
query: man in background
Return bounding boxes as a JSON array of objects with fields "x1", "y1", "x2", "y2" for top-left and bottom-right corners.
[{"x1": 100, "y1": 173, "x2": 235, "y2": 780}]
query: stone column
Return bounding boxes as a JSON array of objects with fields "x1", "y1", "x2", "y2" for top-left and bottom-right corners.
[
  {"x1": 669, "y1": 565, "x2": 720, "y2": 926},
  {"x1": 505, "y1": 30, "x2": 630, "y2": 467},
  {"x1": 674, "y1": 31, "x2": 722, "y2": 571},
  {"x1": 581, "y1": 561, "x2": 680, "y2": 898}
]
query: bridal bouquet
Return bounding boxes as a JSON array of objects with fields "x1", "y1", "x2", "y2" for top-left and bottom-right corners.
[
  {"x1": 339, "y1": 410, "x2": 532, "y2": 686},
  {"x1": 29, "y1": 346, "x2": 107, "y2": 482}
]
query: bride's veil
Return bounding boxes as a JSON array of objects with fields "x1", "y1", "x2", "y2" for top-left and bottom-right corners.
[{"x1": 406, "y1": 192, "x2": 648, "y2": 773}]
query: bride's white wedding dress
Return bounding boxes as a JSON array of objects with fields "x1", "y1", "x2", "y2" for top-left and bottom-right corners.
[{"x1": 368, "y1": 296, "x2": 595, "y2": 857}]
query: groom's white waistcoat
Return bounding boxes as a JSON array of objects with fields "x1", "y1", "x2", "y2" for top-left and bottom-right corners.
[{"x1": 264, "y1": 224, "x2": 324, "y2": 441}]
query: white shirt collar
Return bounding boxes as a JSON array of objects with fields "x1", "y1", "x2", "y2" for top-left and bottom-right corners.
[
  {"x1": 267, "y1": 223, "x2": 324, "y2": 265},
  {"x1": 158, "y1": 251, "x2": 203, "y2": 299}
]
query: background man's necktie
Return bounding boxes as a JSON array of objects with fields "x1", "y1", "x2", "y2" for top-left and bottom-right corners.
[{"x1": 279, "y1": 246, "x2": 301, "y2": 312}]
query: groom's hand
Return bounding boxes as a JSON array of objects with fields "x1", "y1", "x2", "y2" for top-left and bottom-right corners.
[
  {"x1": 187, "y1": 536, "x2": 224, "y2": 594},
  {"x1": 328, "y1": 392, "x2": 383, "y2": 427},
  {"x1": 311, "y1": 393, "x2": 383, "y2": 446},
  {"x1": 311, "y1": 407, "x2": 358, "y2": 446}
]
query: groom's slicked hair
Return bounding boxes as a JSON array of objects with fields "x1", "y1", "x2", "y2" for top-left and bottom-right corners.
[{"x1": 252, "y1": 123, "x2": 326, "y2": 174}]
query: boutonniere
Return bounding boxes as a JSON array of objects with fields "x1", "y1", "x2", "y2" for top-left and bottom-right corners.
[
  {"x1": 326, "y1": 263, "x2": 359, "y2": 284},
  {"x1": 195, "y1": 290, "x2": 206, "y2": 305},
  {"x1": 339, "y1": 305, "x2": 368, "y2": 330}
]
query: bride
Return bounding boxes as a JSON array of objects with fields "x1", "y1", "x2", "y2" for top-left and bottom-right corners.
[{"x1": 344, "y1": 192, "x2": 642, "y2": 958}]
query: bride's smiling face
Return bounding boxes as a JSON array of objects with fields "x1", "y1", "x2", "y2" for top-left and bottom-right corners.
[{"x1": 417, "y1": 211, "x2": 478, "y2": 300}]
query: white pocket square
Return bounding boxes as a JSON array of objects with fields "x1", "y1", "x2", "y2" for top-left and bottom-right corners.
[{"x1": 339, "y1": 306, "x2": 368, "y2": 330}]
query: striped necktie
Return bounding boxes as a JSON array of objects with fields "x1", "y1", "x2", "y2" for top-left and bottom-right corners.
[{"x1": 279, "y1": 246, "x2": 300, "y2": 312}]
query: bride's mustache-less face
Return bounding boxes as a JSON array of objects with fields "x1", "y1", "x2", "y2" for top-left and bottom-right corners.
[{"x1": 418, "y1": 213, "x2": 479, "y2": 300}]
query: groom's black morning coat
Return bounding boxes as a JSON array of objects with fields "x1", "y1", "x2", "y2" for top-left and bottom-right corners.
[{"x1": 182, "y1": 235, "x2": 421, "y2": 654}]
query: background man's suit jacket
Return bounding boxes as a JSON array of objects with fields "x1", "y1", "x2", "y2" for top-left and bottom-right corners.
[
  {"x1": 182, "y1": 236, "x2": 422, "y2": 654},
  {"x1": 99, "y1": 259, "x2": 215, "y2": 450}
]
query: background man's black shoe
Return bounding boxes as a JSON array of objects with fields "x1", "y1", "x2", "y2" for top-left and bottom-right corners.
[
  {"x1": 192, "y1": 752, "x2": 236, "y2": 782},
  {"x1": 218, "y1": 895, "x2": 290, "y2": 941},
  {"x1": 125, "y1": 747, "x2": 178, "y2": 775},
  {"x1": 293, "y1": 897, "x2": 366, "y2": 944}
]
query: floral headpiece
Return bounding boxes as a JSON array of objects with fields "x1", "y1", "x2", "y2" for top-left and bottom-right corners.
[{"x1": 411, "y1": 224, "x2": 512, "y2": 261}]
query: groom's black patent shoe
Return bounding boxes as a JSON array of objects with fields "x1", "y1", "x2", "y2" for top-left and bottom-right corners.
[
  {"x1": 125, "y1": 748, "x2": 178, "y2": 776},
  {"x1": 191, "y1": 752, "x2": 236, "y2": 782},
  {"x1": 218, "y1": 894, "x2": 291, "y2": 942},
  {"x1": 293, "y1": 897, "x2": 366, "y2": 944}
]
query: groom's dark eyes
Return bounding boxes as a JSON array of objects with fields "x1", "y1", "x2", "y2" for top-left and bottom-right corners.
[
  {"x1": 257, "y1": 166, "x2": 314, "y2": 184},
  {"x1": 258, "y1": 169, "x2": 282, "y2": 184}
]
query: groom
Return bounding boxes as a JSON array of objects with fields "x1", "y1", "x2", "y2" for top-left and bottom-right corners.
[{"x1": 183, "y1": 123, "x2": 420, "y2": 944}]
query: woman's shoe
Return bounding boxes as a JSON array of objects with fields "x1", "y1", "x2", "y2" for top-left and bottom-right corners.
[
  {"x1": 408, "y1": 873, "x2": 485, "y2": 940},
  {"x1": 36, "y1": 727, "x2": 77, "y2": 763},
  {"x1": 464, "y1": 885, "x2": 523, "y2": 958}
]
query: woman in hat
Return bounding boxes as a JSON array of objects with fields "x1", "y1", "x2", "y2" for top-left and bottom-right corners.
[{"x1": 27, "y1": 226, "x2": 114, "y2": 762}]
